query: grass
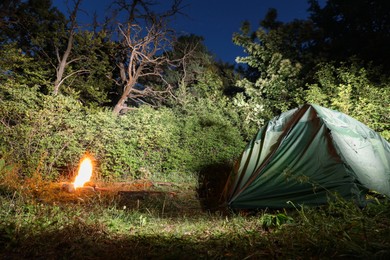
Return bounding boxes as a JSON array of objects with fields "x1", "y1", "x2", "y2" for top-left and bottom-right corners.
[{"x1": 1, "y1": 160, "x2": 390, "y2": 259}]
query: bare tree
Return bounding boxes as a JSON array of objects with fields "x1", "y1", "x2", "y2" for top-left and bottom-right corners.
[
  {"x1": 111, "y1": 0, "x2": 184, "y2": 24},
  {"x1": 53, "y1": 0, "x2": 88, "y2": 95},
  {"x1": 109, "y1": 0, "x2": 185, "y2": 114},
  {"x1": 112, "y1": 21, "x2": 176, "y2": 114}
]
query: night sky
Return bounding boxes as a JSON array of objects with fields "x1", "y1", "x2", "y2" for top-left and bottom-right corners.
[{"x1": 52, "y1": 0, "x2": 326, "y2": 63}]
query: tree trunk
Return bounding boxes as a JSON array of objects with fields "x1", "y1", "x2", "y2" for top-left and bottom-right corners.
[
  {"x1": 53, "y1": 52, "x2": 69, "y2": 95},
  {"x1": 113, "y1": 95, "x2": 128, "y2": 115},
  {"x1": 113, "y1": 71, "x2": 138, "y2": 115},
  {"x1": 52, "y1": 0, "x2": 80, "y2": 95}
]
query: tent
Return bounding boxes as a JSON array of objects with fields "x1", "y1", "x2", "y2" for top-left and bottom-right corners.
[{"x1": 223, "y1": 104, "x2": 390, "y2": 209}]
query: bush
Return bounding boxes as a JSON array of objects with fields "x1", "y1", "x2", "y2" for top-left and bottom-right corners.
[
  {"x1": 175, "y1": 97, "x2": 246, "y2": 170},
  {"x1": 0, "y1": 84, "x2": 245, "y2": 181},
  {"x1": 1, "y1": 83, "x2": 88, "y2": 178},
  {"x1": 305, "y1": 62, "x2": 390, "y2": 140}
]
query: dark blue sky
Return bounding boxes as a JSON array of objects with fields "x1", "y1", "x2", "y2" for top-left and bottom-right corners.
[{"x1": 52, "y1": 0, "x2": 326, "y2": 63}]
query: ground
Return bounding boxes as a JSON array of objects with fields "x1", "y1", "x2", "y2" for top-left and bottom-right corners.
[{"x1": 1, "y1": 167, "x2": 390, "y2": 259}]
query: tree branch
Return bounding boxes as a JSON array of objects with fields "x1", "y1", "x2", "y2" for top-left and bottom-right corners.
[{"x1": 55, "y1": 69, "x2": 89, "y2": 90}]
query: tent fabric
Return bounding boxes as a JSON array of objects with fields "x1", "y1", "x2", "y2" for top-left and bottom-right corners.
[{"x1": 224, "y1": 104, "x2": 390, "y2": 209}]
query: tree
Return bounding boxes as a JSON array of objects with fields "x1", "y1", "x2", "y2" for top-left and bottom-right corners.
[
  {"x1": 42, "y1": 1, "x2": 110, "y2": 103},
  {"x1": 0, "y1": 0, "x2": 65, "y2": 51},
  {"x1": 232, "y1": 21, "x2": 303, "y2": 129},
  {"x1": 0, "y1": 43, "x2": 50, "y2": 87},
  {"x1": 48, "y1": 1, "x2": 115, "y2": 106},
  {"x1": 308, "y1": 0, "x2": 390, "y2": 71},
  {"x1": 259, "y1": 9, "x2": 319, "y2": 71},
  {"x1": 2, "y1": 0, "x2": 117, "y2": 106},
  {"x1": 58, "y1": 29, "x2": 115, "y2": 107},
  {"x1": 0, "y1": 0, "x2": 21, "y2": 43},
  {"x1": 165, "y1": 35, "x2": 241, "y2": 106},
  {"x1": 165, "y1": 35, "x2": 219, "y2": 103},
  {"x1": 111, "y1": 21, "x2": 176, "y2": 114},
  {"x1": 0, "y1": 0, "x2": 64, "y2": 93},
  {"x1": 109, "y1": 0, "x2": 185, "y2": 115},
  {"x1": 232, "y1": 1, "x2": 390, "y2": 135},
  {"x1": 242, "y1": 1, "x2": 390, "y2": 81},
  {"x1": 52, "y1": 0, "x2": 85, "y2": 95}
]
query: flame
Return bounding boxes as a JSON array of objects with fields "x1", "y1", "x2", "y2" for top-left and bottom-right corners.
[{"x1": 73, "y1": 155, "x2": 93, "y2": 189}]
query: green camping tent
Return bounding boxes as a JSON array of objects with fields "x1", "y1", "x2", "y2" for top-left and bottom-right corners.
[{"x1": 224, "y1": 104, "x2": 390, "y2": 209}]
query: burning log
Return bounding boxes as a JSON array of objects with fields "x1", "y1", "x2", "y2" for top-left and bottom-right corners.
[
  {"x1": 61, "y1": 182, "x2": 76, "y2": 193},
  {"x1": 61, "y1": 182, "x2": 95, "y2": 193},
  {"x1": 60, "y1": 154, "x2": 177, "y2": 203},
  {"x1": 61, "y1": 154, "x2": 96, "y2": 193}
]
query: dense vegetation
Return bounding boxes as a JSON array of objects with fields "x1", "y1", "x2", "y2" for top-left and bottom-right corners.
[{"x1": 1, "y1": 0, "x2": 389, "y2": 258}]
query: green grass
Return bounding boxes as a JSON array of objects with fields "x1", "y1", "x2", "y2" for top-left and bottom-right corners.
[{"x1": 1, "y1": 163, "x2": 390, "y2": 259}]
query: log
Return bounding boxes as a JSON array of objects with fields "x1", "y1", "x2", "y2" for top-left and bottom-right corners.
[
  {"x1": 117, "y1": 191, "x2": 176, "y2": 200},
  {"x1": 61, "y1": 182, "x2": 96, "y2": 193}
]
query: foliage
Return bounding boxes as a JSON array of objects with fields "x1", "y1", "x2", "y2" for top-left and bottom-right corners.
[
  {"x1": 0, "y1": 83, "x2": 86, "y2": 178},
  {"x1": 0, "y1": 43, "x2": 51, "y2": 90},
  {"x1": 305, "y1": 62, "x2": 390, "y2": 139},
  {"x1": 176, "y1": 98, "x2": 245, "y2": 170},
  {"x1": 233, "y1": 6, "x2": 390, "y2": 140},
  {"x1": 308, "y1": 0, "x2": 390, "y2": 72},
  {"x1": 54, "y1": 30, "x2": 114, "y2": 107},
  {"x1": 232, "y1": 22, "x2": 303, "y2": 134},
  {"x1": 0, "y1": 80, "x2": 245, "y2": 180},
  {"x1": 166, "y1": 35, "x2": 239, "y2": 107},
  {"x1": 166, "y1": 35, "x2": 248, "y2": 143},
  {"x1": 251, "y1": 1, "x2": 390, "y2": 78},
  {"x1": 0, "y1": 0, "x2": 66, "y2": 51},
  {"x1": 259, "y1": 212, "x2": 294, "y2": 230}
]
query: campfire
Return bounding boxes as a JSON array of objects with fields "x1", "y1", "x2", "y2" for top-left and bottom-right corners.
[
  {"x1": 73, "y1": 155, "x2": 93, "y2": 189},
  {"x1": 61, "y1": 153, "x2": 175, "y2": 199},
  {"x1": 61, "y1": 154, "x2": 96, "y2": 193}
]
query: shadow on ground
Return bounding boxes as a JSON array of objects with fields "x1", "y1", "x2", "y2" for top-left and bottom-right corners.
[
  {"x1": 0, "y1": 223, "x2": 269, "y2": 259},
  {"x1": 197, "y1": 162, "x2": 233, "y2": 213},
  {"x1": 2, "y1": 219, "x2": 378, "y2": 260}
]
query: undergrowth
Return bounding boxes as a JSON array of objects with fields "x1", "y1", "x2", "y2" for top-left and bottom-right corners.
[{"x1": 1, "y1": 160, "x2": 390, "y2": 259}]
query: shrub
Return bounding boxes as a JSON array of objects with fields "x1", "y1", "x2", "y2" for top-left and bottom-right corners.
[
  {"x1": 0, "y1": 84, "x2": 245, "y2": 181},
  {"x1": 305, "y1": 62, "x2": 390, "y2": 140}
]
